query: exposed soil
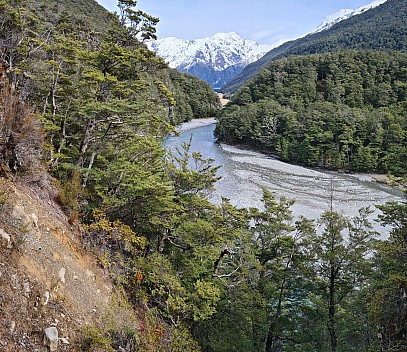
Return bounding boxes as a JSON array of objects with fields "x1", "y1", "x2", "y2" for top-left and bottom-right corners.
[
  {"x1": 0, "y1": 175, "x2": 113, "y2": 351},
  {"x1": 217, "y1": 93, "x2": 230, "y2": 106}
]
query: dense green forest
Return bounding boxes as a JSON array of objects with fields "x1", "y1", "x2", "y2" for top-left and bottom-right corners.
[
  {"x1": 223, "y1": 0, "x2": 407, "y2": 93},
  {"x1": 216, "y1": 51, "x2": 407, "y2": 176},
  {"x1": 1, "y1": 1, "x2": 406, "y2": 352}
]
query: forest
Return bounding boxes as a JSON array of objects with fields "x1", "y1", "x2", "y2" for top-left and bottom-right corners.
[
  {"x1": 223, "y1": 0, "x2": 407, "y2": 93},
  {"x1": 216, "y1": 51, "x2": 407, "y2": 176},
  {"x1": 0, "y1": 0, "x2": 406, "y2": 351}
]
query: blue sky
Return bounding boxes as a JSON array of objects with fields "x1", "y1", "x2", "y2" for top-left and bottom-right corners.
[{"x1": 96, "y1": 0, "x2": 380, "y2": 45}]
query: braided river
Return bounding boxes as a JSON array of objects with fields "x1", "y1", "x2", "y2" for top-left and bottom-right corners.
[{"x1": 165, "y1": 119, "x2": 404, "y2": 236}]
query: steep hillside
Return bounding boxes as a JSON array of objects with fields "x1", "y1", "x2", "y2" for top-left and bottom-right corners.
[
  {"x1": 223, "y1": 0, "x2": 407, "y2": 93},
  {"x1": 0, "y1": 176, "x2": 113, "y2": 350},
  {"x1": 32, "y1": 0, "x2": 114, "y2": 34},
  {"x1": 0, "y1": 0, "x2": 220, "y2": 350},
  {"x1": 216, "y1": 50, "x2": 407, "y2": 174}
]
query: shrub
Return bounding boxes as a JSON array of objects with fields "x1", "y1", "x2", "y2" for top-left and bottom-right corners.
[{"x1": 0, "y1": 64, "x2": 44, "y2": 175}]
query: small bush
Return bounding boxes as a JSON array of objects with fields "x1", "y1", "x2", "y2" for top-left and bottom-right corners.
[
  {"x1": 0, "y1": 188, "x2": 8, "y2": 211},
  {"x1": 80, "y1": 325, "x2": 115, "y2": 352},
  {"x1": 0, "y1": 64, "x2": 44, "y2": 175},
  {"x1": 55, "y1": 170, "x2": 86, "y2": 212}
]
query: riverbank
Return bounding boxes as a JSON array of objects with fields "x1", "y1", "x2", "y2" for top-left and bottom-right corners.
[
  {"x1": 165, "y1": 122, "x2": 404, "y2": 236},
  {"x1": 172, "y1": 120, "x2": 405, "y2": 191},
  {"x1": 176, "y1": 117, "x2": 217, "y2": 132},
  {"x1": 218, "y1": 140, "x2": 406, "y2": 189},
  {"x1": 217, "y1": 93, "x2": 230, "y2": 107}
]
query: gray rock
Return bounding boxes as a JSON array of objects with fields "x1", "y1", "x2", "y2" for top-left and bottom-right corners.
[
  {"x1": 9, "y1": 321, "x2": 15, "y2": 334},
  {"x1": 31, "y1": 213, "x2": 39, "y2": 228},
  {"x1": 42, "y1": 291, "x2": 50, "y2": 306},
  {"x1": 0, "y1": 228, "x2": 12, "y2": 249},
  {"x1": 58, "y1": 267, "x2": 65, "y2": 284},
  {"x1": 43, "y1": 327, "x2": 58, "y2": 351},
  {"x1": 11, "y1": 205, "x2": 31, "y2": 228}
]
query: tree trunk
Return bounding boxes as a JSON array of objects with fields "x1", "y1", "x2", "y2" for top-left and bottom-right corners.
[
  {"x1": 82, "y1": 150, "x2": 97, "y2": 187},
  {"x1": 328, "y1": 263, "x2": 337, "y2": 352},
  {"x1": 76, "y1": 119, "x2": 95, "y2": 168}
]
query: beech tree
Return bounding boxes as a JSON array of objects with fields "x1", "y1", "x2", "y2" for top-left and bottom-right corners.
[
  {"x1": 249, "y1": 189, "x2": 315, "y2": 352},
  {"x1": 368, "y1": 195, "x2": 407, "y2": 351},
  {"x1": 309, "y1": 208, "x2": 377, "y2": 352},
  {"x1": 118, "y1": 0, "x2": 159, "y2": 41}
]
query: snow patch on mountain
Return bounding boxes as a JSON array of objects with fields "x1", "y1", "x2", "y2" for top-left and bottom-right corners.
[
  {"x1": 312, "y1": 0, "x2": 388, "y2": 33},
  {"x1": 146, "y1": 32, "x2": 275, "y2": 72},
  {"x1": 146, "y1": 0, "x2": 388, "y2": 89}
]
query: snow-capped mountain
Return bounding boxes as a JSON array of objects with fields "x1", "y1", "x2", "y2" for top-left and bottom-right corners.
[
  {"x1": 147, "y1": 32, "x2": 275, "y2": 90},
  {"x1": 147, "y1": 0, "x2": 388, "y2": 89},
  {"x1": 311, "y1": 0, "x2": 388, "y2": 34}
]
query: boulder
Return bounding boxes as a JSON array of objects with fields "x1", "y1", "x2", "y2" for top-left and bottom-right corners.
[{"x1": 43, "y1": 327, "x2": 58, "y2": 351}]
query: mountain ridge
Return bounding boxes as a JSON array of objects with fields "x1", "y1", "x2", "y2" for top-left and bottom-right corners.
[
  {"x1": 146, "y1": 32, "x2": 275, "y2": 89},
  {"x1": 222, "y1": 0, "x2": 404, "y2": 93},
  {"x1": 311, "y1": 0, "x2": 387, "y2": 34},
  {"x1": 147, "y1": 0, "x2": 390, "y2": 91}
]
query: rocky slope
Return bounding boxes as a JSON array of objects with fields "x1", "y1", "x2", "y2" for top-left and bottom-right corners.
[{"x1": 0, "y1": 175, "x2": 115, "y2": 350}]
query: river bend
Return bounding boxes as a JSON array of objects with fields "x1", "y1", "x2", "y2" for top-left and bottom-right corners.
[{"x1": 165, "y1": 120, "x2": 404, "y2": 235}]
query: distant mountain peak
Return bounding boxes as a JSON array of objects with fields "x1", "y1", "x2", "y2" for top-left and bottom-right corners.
[
  {"x1": 311, "y1": 0, "x2": 388, "y2": 33},
  {"x1": 146, "y1": 32, "x2": 275, "y2": 89},
  {"x1": 147, "y1": 32, "x2": 274, "y2": 71}
]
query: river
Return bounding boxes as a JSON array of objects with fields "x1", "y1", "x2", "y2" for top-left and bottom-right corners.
[{"x1": 164, "y1": 119, "x2": 404, "y2": 236}]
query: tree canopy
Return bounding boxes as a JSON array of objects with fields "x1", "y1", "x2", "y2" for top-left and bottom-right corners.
[
  {"x1": 1, "y1": 0, "x2": 405, "y2": 351},
  {"x1": 216, "y1": 51, "x2": 407, "y2": 176}
]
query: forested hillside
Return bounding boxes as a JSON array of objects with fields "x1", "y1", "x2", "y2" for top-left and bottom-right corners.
[
  {"x1": 223, "y1": 0, "x2": 407, "y2": 93},
  {"x1": 216, "y1": 51, "x2": 407, "y2": 175},
  {"x1": 32, "y1": 0, "x2": 115, "y2": 34},
  {"x1": 1, "y1": 0, "x2": 406, "y2": 352}
]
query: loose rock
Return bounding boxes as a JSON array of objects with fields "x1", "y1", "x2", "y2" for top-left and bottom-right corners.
[
  {"x1": 43, "y1": 327, "x2": 58, "y2": 351},
  {"x1": 58, "y1": 267, "x2": 66, "y2": 284},
  {"x1": 9, "y1": 321, "x2": 15, "y2": 334},
  {"x1": 42, "y1": 291, "x2": 50, "y2": 306},
  {"x1": 31, "y1": 213, "x2": 39, "y2": 228},
  {"x1": 60, "y1": 337, "x2": 69, "y2": 345},
  {"x1": 0, "y1": 228, "x2": 12, "y2": 249}
]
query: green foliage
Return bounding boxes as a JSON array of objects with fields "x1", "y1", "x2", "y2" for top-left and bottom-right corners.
[
  {"x1": 367, "y1": 195, "x2": 407, "y2": 351},
  {"x1": 224, "y1": 0, "x2": 407, "y2": 93},
  {"x1": 217, "y1": 51, "x2": 407, "y2": 176},
  {"x1": 118, "y1": 0, "x2": 159, "y2": 41},
  {"x1": 3, "y1": 1, "x2": 405, "y2": 352},
  {"x1": 0, "y1": 187, "x2": 8, "y2": 211},
  {"x1": 81, "y1": 325, "x2": 115, "y2": 352},
  {"x1": 55, "y1": 170, "x2": 86, "y2": 212},
  {"x1": 165, "y1": 137, "x2": 221, "y2": 195},
  {"x1": 308, "y1": 208, "x2": 377, "y2": 352},
  {"x1": 167, "y1": 69, "x2": 221, "y2": 124}
]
